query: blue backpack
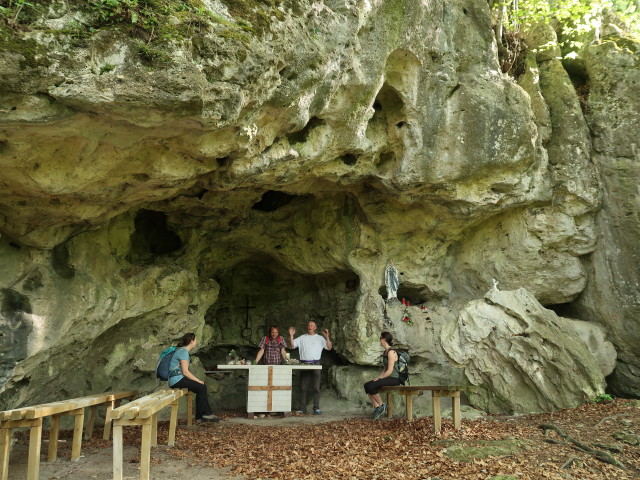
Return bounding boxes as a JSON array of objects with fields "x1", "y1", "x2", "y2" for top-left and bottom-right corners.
[{"x1": 156, "y1": 346, "x2": 177, "y2": 381}]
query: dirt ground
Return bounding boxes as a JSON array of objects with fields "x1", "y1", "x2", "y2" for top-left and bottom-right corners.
[{"x1": 7, "y1": 400, "x2": 640, "y2": 480}]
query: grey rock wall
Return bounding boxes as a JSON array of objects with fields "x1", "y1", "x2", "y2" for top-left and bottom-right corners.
[
  {"x1": 0, "y1": 1, "x2": 638, "y2": 411},
  {"x1": 441, "y1": 288, "x2": 606, "y2": 414},
  {"x1": 573, "y1": 38, "x2": 640, "y2": 397}
]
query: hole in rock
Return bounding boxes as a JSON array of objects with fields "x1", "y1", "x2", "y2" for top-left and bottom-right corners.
[
  {"x1": 546, "y1": 302, "x2": 577, "y2": 318},
  {"x1": 1, "y1": 288, "x2": 33, "y2": 316},
  {"x1": 133, "y1": 173, "x2": 150, "y2": 182},
  {"x1": 345, "y1": 277, "x2": 360, "y2": 293},
  {"x1": 377, "y1": 151, "x2": 395, "y2": 170},
  {"x1": 373, "y1": 83, "x2": 404, "y2": 114},
  {"x1": 129, "y1": 210, "x2": 182, "y2": 262},
  {"x1": 286, "y1": 117, "x2": 325, "y2": 145},
  {"x1": 51, "y1": 242, "x2": 76, "y2": 279},
  {"x1": 251, "y1": 191, "x2": 297, "y2": 212},
  {"x1": 217, "y1": 156, "x2": 231, "y2": 168},
  {"x1": 565, "y1": 63, "x2": 590, "y2": 114},
  {"x1": 341, "y1": 154, "x2": 358, "y2": 166},
  {"x1": 396, "y1": 283, "x2": 429, "y2": 305}
]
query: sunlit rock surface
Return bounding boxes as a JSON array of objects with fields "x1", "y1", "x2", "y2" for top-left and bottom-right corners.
[
  {"x1": 0, "y1": 1, "x2": 638, "y2": 411},
  {"x1": 441, "y1": 288, "x2": 606, "y2": 414}
]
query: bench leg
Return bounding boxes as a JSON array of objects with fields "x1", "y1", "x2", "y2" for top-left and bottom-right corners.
[
  {"x1": 186, "y1": 392, "x2": 193, "y2": 426},
  {"x1": 168, "y1": 401, "x2": 179, "y2": 447},
  {"x1": 47, "y1": 415, "x2": 61, "y2": 462},
  {"x1": 27, "y1": 418, "x2": 43, "y2": 480},
  {"x1": 71, "y1": 408, "x2": 84, "y2": 461},
  {"x1": 405, "y1": 394, "x2": 414, "y2": 422},
  {"x1": 112, "y1": 423, "x2": 123, "y2": 480},
  {"x1": 0, "y1": 427, "x2": 11, "y2": 480},
  {"x1": 386, "y1": 392, "x2": 393, "y2": 418},
  {"x1": 104, "y1": 399, "x2": 121, "y2": 440},
  {"x1": 151, "y1": 414, "x2": 158, "y2": 448},
  {"x1": 85, "y1": 406, "x2": 97, "y2": 440},
  {"x1": 452, "y1": 391, "x2": 461, "y2": 430},
  {"x1": 432, "y1": 392, "x2": 442, "y2": 433},
  {"x1": 140, "y1": 419, "x2": 153, "y2": 480}
]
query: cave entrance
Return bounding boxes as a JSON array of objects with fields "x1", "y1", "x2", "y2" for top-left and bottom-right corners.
[
  {"x1": 201, "y1": 256, "x2": 356, "y2": 408},
  {"x1": 205, "y1": 255, "x2": 359, "y2": 354}
]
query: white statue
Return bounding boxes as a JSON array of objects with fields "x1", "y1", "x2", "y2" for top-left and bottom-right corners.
[{"x1": 385, "y1": 260, "x2": 399, "y2": 301}]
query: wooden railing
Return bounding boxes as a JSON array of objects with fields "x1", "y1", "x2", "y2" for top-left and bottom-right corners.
[{"x1": 0, "y1": 390, "x2": 137, "y2": 480}]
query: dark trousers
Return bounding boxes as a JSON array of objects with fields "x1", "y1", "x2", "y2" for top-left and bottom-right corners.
[
  {"x1": 299, "y1": 368, "x2": 322, "y2": 411},
  {"x1": 364, "y1": 376, "x2": 401, "y2": 395},
  {"x1": 172, "y1": 377, "x2": 213, "y2": 419}
]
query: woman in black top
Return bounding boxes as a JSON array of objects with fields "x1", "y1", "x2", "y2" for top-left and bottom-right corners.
[{"x1": 363, "y1": 331, "x2": 402, "y2": 420}]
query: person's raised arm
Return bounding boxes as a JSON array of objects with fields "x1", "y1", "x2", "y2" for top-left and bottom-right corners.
[
  {"x1": 288, "y1": 326, "x2": 296, "y2": 349},
  {"x1": 322, "y1": 328, "x2": 332, "y2": 350},
  {"x1": 180, "y1": 359, "x2": 204, "y2": 384}
]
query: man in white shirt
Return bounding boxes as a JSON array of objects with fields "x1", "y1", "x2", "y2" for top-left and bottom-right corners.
[{"x1": 288, "y1": 321, "x2": 332, "y2": 414}]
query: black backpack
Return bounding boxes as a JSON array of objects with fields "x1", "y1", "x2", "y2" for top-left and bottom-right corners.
[{"x1": 156, "y1": 346, "x2": 177, "y2": 381}]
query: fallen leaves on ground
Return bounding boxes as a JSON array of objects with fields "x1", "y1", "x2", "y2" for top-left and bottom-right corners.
[
  {"x1": 13, "y1": 399, "x2": 640, "y2": 479},
  {"x1": 163, "y1": 399, "x2": 640, "y2": 479}
]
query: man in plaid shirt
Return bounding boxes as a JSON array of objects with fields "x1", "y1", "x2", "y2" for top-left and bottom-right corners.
[{"x1": 255, "y1": 326, "x2": 287, "y2": 365}]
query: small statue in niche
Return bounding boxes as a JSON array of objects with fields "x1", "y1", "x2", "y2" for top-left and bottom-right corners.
[{"x1": 384, "y1": 260, "x2": 399, "y2": 301}]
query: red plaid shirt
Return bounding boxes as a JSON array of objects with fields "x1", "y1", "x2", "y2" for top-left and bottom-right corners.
[{"x1": 258, "y1": 336, "x2": 286, "y2": 365}]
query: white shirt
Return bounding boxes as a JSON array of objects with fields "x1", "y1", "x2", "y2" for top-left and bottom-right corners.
[{"x1": 294, "y1": 334, "x2": 328, "y2": 361}]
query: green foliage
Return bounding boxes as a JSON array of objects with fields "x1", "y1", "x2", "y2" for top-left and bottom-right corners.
[
  {"x1": 99, "y1": 63, "x2": 115, "y2": 74},
  {"x1": 1, "y1": 0, "x2": 257, "y2": 65},
  {"x1": 495, "y1": 0, "x2": 640, "y2": 52},
  {"x1": 492, "y1": 0, "x2": 640, "y2": 76},
  {"x1": 593, "y1": 393, "x2": 614, "y2": 403},
  {"x1": 136, "y1": 41, "x2": 171, "y2": 65}
]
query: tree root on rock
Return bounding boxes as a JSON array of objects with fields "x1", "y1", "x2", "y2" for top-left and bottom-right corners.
[{"x1": 539, "y1": 424, "x2": 625, "y2": 469}]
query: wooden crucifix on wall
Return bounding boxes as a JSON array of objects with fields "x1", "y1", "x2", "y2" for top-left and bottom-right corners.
[{"x1": 239, "y1": 296, "x2": 256, "y2": 339}]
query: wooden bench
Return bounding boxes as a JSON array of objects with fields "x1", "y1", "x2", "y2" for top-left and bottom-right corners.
[
  {"x1": 380, "y1": 385, "x2": 476, "y2": 432},
  {"x1": 0, "y1": 390, "x2": 137, "y2": 480},
  {"x1": 111, "y1": 389, "x2": 192, "y2": 480}
]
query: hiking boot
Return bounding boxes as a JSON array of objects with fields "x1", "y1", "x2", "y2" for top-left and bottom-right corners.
[
  {"x1": 313, "y1": 409, "x2": 322, "y2": 415},
  {"x1": 373, "y1": 404, "x2": 387, "y2": 420},
  {"x1": 199, "y1": 414, "x2": 220, "y2": 422}
]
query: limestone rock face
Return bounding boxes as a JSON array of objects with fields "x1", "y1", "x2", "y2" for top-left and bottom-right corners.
[
  {"x1": 564, "y1": 318, "x2": 617, "y2": 377},
  {"x1": 572, "y1": 39, "x2": 640, "y2": 397},
  {"x1": 441, "y1": 288, "x2": 606, "y2": 414},
  {"x1": 0, "y1": 1, "x2": 637, "y2": 411}
]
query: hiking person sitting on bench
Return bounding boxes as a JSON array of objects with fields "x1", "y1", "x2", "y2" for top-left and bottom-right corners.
[
  {"x1": 363, "y1": 331, "x2": 402, "y2": 420},
  {"x1": 168, "y1": 332, "x2": 220, "y2": 423}
]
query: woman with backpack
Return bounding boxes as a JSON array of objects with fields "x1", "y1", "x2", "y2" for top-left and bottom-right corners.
[
  {"x1": 255, "y1": 325, "x2": 288, "y2": 365},
  {"x1": 363, "y1": 331, "x2": 402, "y2": 420},
  {"x1": 167, "y1": 332, "x2": 219, "y2": 423}
]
